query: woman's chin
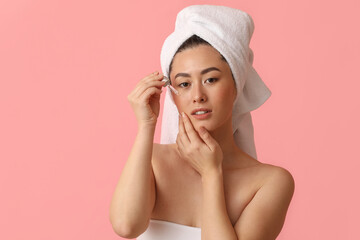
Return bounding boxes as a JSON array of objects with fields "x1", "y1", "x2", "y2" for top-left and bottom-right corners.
[
  {"x1": 193, "y1": 119, "x2": 230, "y2": 134},
  {"x1": 194, "y1": 124, "x2": 214, "y2": 133}
]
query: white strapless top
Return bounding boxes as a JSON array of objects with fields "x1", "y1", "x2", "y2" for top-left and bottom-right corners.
[{"x1": 137, "y1": 219, "x2": 201, "y2": 240}]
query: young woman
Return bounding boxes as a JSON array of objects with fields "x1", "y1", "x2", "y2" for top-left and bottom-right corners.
[{"x1": 110, "y1": 5, "x2": 295, "y2": 240}]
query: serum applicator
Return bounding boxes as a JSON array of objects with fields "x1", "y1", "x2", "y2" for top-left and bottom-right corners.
[{"x1": 162, "y1": 76, "x2": 179, "y2": 95}]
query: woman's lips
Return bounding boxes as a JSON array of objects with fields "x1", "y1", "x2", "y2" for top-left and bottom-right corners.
[
  {"x1": 191, "y1": 108, "x2": 211, "y2": 115},
  {"x1": 191, "y1": 111, "x2": 212, "y2": 120}
]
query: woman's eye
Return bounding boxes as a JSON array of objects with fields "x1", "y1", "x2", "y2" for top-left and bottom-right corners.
[
  {"x1": 178, "y1": 82, "x2": 190, "y2": 88},
  {"x1": 205, "y1": 78, "x2": 218, "y2": 83}
]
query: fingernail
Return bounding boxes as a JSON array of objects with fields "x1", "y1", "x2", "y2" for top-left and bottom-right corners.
[{"x1": 181, "y1": 112, "x2": 185, "y2": 118}]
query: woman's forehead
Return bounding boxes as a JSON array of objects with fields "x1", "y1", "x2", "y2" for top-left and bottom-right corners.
[{"x1": 171, "y1": 45, "x2": 229, "y2": 74}]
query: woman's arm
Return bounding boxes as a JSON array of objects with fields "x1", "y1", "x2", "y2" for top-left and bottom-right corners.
[
  {"x1": 201, "y1": 168, "x2": 238, "y2": 240},
  {"x1": 109, "y1": 125, "x2": 156, "y2": 238},
  {"x1": 177, "y1": 113, "x2": 238, "y2": 239},
  {"x1": 109, "y1": 72, "x2": 166, "y2": 238},
  {"x1": 201, "y1": 166, "x2": 294, "y2": 240},
  {"x1": 234, "y1": 167, "x2": 295, "y2": 240}
]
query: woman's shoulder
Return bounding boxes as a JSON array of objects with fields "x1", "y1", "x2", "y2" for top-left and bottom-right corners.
[
  {"x1": 227, "y1": 151, "x2": 293, "y2": 179},
  {"x1": 228, "y1": 162, "x2": 295, "y2": 216},
  {"x1": 239, "y1": 150, "x2": 293, "y2": 179},
  {"x1": 252, "y1": 162, "x2": 295, "y2": 195},
  {"x1": 152, "y1": 143, "x2": 177, "y2": 156},
  {"x1": 252, "y1": 163, "x2": 295, "y2": 218},
  {"x1": 151, "y1": 143, "x2": 189, "y2": 181},
  {"x1": 255, "y1": 162, "x2": 294, "y2": 178},
  {"x1": 264, "y1": 162, "x2": 293, "y2": 178},
  {"x1": 226, "y1": 155, "x2": 295, "y2": 194},
  {"x1": 152, "y1": 143, "x2": 179, "y2": 165}
]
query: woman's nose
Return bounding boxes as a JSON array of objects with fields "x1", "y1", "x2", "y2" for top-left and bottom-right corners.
[{"x1": 192, "y1": 84, "x2": 207, "y2": 103}]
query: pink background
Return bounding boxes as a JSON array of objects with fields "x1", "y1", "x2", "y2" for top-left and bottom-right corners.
[{"x1": 1, "y1": 0, "x2": 359, "y2": 239}]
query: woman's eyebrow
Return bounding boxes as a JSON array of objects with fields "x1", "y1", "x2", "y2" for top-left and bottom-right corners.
[{"x1": 174, "y1": 67, "x2": 221, "y2": 80}]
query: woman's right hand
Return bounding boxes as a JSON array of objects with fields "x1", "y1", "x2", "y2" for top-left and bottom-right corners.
[{"x1": 127, "y1": 71, "x2": 166, "y2": 128}]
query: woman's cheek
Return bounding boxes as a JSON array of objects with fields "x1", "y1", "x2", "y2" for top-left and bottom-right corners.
[
  {"x1": 217, "y1": 86, "x2": 233, "y2": 101},
  {"x1": 173, "y1": 97, "x2": 185, "y2": 114}
]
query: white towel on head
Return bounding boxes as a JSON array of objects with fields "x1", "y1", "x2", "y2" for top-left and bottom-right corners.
[{"x1": 159, "y1": 5, "x2": 271, "y2": 160}]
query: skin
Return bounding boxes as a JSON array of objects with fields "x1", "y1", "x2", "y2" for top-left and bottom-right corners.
[
  {"x1": 109, "y1": 45, "x2": 295, "y2": 239},
  {"x1": 170, "y1": 45, "x2": 239, "y2": 166},
  {"x1": 152, "y1": 45, "x2": 294, "y2": 239}
]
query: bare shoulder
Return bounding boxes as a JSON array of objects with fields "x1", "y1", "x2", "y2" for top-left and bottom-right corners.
[
  {"x1": 151, "y1": 143, "x2": 178, "y2": 168},
  {"x1": 261, "y1": 163, "x2": 295, "y2": 190},
  {"x1": 251, "y1": 163, "x2": 295, "y2": 195},
  {"x1": 250, "y1": 163, "x2": 296, "y2": 217},
  {"x1": 152, "y1": 143, "x2": 175, "y2": 159},
  {"x1": 233, "y1": 163, "x2": 295, "y2": 239}
]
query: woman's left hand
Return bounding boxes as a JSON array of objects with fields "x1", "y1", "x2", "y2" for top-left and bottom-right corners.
[{"x1": 176, "y1": 112, "x2": 224, "y2": 177}]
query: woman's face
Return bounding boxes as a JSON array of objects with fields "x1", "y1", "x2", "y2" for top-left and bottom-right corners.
[{"x1": 170, "y1": 44, "x2": 237, "y2": 132}]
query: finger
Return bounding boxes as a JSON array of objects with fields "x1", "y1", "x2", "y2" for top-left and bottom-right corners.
[
  {"x1": 133, "y1": 76, "x2": 166, "y2": 99},
  {"x1": 133, "y1": 72, "x2": 159, "y2": 91},
  {"x1": 142, "y1": 71, "x2": 160, "y2": 81},
  {"x1": 198, "y1": 127, "x2": 217, "y2": 151},
  {"x1": 143, "y1": 72, "x2": 164, "y2": 83},
  {"x1": 139, "y1": 87, "x2": 162, "y2": 103},
  {"x1": 138, "y1": 73, "x2": 166, "y2": 89},
  {"x1": 141, "y1": 79, "x2": 166, "y2": 93},
  {"x1": 181, "y1": 112, "x2": 203, "y2": 144},
  {"x1": 176, "y1": 118, "x2": 187, "y2": 157},
  {"x1": 132, "y1": 80, "x2": 163, "y2": 100},
  {"x1": 178, "y1": 114, "x2": 190, "y2": 144},
  {"x1": 176, "y1": 134, "x2": 185, "y2": 155}
]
